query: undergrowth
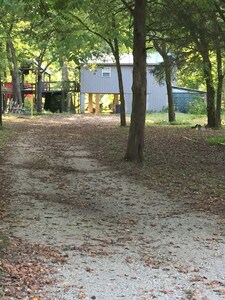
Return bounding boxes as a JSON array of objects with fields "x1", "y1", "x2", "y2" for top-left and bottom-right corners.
[{"x1": 207, "y1": 136, "x2": 225, "y2": 145}]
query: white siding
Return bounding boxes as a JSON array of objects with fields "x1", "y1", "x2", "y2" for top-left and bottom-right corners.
[
  {"x1": 80, "y1": 64, "x2": 168, "y2": 113},
  {"x1": 146, "y1": 67, "x2": 168, "y2": 112},
  {"x1": 81, "y1": 67, "x2": 118, "y2": 93},
  {"x1": 80, "y1": 65, "x2": 133, "y2": 94},
  {"x1": 124, "y1": 93, "x2": 132, "y2": 113},
  {"x1": 121, "y1": 67, "x2": 133, "y2": 94}
]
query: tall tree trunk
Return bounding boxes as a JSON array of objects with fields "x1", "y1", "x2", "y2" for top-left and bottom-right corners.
[
  {"x1": 165, "y1": 60, "x2": 175, "y2": 122},
  {"x1": 113, "y1": 37, "x2": 126, "y2": 127},
  {"x1": 35, "y1": 49, "x2": 49, "y2": 113},
  {"x1": 11, "y1": 71, "x2": 18, "y2": 102},
  {"x1": 36, "y1": 71, "x2": 43, "y2": 113},
  {"x1": 6, "y1": 41, "x2": 22, "y2": 105},
  {"x1": 124, "y1": 0, "x2": 147, "y2": 163},
  {"x1": 201, "y1": 51, "x2": 216, "y2": 128},
  {"x1": 61, "y1": 58, "x2": 69, "y2": 112},
  {"x1": 153, "y1": 41, "x2": 175, "y2": 122},
  {"x1": 215, "y1": 47, "x2": 223, "y2": 128}
]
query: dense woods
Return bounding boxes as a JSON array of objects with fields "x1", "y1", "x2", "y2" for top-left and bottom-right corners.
[{"x1": 0, "y1": 0, "x2": 225, "y2": 161}]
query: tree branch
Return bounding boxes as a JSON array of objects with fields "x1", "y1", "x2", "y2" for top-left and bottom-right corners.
[
  {"x1": 69, "y1": 12, "x2": 111, "y2": 45},
  {"x1": 120, "y1": 0, "x2": 134, "y2": 14}
]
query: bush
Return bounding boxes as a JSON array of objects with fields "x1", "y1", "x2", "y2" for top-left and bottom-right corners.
[
  {"x1": 188, "y1": 97, "x2": 207, "y2": 115},
  {"x1": 24, "y1": 97, "x2": 32, "y2": 112},
  {"x1": 160, "y1": 106, "x2": 168, "y2": 113}
]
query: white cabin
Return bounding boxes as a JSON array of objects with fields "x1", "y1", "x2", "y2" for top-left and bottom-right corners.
[{"x1": 79, "y1": 54, "x2": 168, "y2": 113}]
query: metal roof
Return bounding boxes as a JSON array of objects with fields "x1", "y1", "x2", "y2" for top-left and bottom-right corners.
[
  {"x1": 82, "y1": 52, "x2": 163, "y2": 66},
  {"x1": 172, "y1": 86, "x2": 206, "y2": 94}
]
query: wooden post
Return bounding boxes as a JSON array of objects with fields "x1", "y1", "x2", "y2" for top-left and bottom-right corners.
[
  {"x1": 95, "y1": 93, "x2": 100, "y2": 113},
  {"x1": 80, "y1": 93, "x2": 85, "y2": 113},
  {"x1": 88, "y1": 93, "x2": 93, "y2": 113},
  {"x1": 113, "y1": 94, "x2": 119, "y2": 113}
]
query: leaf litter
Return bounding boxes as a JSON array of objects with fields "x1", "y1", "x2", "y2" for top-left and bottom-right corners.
[{"x1": 0, "y1": 114, "x2": 224, "y2": 299}]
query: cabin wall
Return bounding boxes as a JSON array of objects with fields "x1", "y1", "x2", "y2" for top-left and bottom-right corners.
[{"x1": 80, "y1": 65, "x2": 168, "y2": 113}]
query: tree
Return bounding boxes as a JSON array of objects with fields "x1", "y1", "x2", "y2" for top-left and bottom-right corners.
[
  {"x1": 176, "y1": 52, "x2": 205, "y2": 90},
  {"x1": 61, "y1": 58, "x2": 69, "y2": 112},
  {"x1": 0, "y1": 0, "x2": 57, "y2": 112},
  {"x1": 124, "y1": 0, "x2": 147, "y2": 162},
  {"x1": 21, "y1": 2, "x2": 56, "y2": 112},
  {"x1": 153, "y1": 41, "x2": 176, "y2": 122},
  {"x1": 58, "y1": 0, "x2": 131, "y2": 126},
  {"x1": 145, "y1": 1, "x2": 177, "y2": 122},
  {"x1": 34, "y1": 47, "x2": 56, "y2": 113},
  {"x1": 0, "y1": 1, "x2": 26, "y2": 106},
  {"x1": 160, "y1": 0, "x2": 225, "y2": 128},
  {"x1": 145, "y1": 0, "x2": 225, "y2": 128}
]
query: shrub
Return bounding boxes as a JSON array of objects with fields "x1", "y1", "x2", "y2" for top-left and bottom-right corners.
[
  {"x1": 160, "y1": 106, "x2": 168, "y2": 113},
  {"x1": 188, "y1": 97, "x2": 207, "y2": 115},
  {"x1": 24, "y1": 97, "x2": 32, "y2": 111}
]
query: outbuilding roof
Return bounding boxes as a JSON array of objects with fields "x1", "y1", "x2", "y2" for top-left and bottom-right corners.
[{"x1": 82, "y1": 52, "x2": 163, "y2": 66}]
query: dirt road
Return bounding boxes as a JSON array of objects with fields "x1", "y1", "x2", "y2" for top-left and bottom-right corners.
[{"x1": 0, "y1": 115, "x2": 225, "y2": 299}]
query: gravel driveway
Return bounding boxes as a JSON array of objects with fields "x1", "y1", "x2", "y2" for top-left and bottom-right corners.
[{"x1": 0, "y1": 115, "x2": 225, "y2": 299}]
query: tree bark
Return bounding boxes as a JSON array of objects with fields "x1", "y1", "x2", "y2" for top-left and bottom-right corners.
[
  {"x1": 165, "y1": 59, "x2": 175, "y2": 122},
  {"x1": 215, "y1": 47, "x2": 223, "y2": 128},
  {"x1": 11, "y1": 71, "x2": 18, "y2": 103},
  {"x1": 153, "y1": 41, "x2": 175, "y2": 122},
  {"x1": 36, "y1": 71, "x2": 43, "y2": 113},
  {"x1": 61, "y1": 58, "x2": 69, "y2": 112},
  {"x1": 124, "y1": 0, "x2": 147, "y2": 163},
  {"x1": 6, "y1": 41, "x2": 22, "y2": 106},
  {"x1": 201, "y1": 50, "x2": 216, "y2": 128},
  {"x1": 113, "y1": 37, "x2": 126, "y2": 127},
  {"x1": 36, "y1": 49, "x2": 49, "y2": 113}
]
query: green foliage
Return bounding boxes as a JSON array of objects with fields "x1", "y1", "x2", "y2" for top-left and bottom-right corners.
[
  {"x1": 150, "y1": 120, "x2": 191, "y2": 126},
  {"x1": 160, "y1": 106, "x2": 168, "y2": 113},
  {"x1": 0, "y1": 233, "x2": 8, "y2": 252},
  {"x1": 207, "y1": 136, "x2": 225, "y2": 145},
  {"x1": 188, "y1": 97, "x2": 207, "y2": 115},
  {"x1": 0, "y1": 122, "x2": 16, "y2": 147},
  {"x1": 0, "y1": 126, "x2": 7, "y2": 145},
  {"x1": 23, "y1": 97, "x2": 32, "y2": 112},
  {"x1": 145, "y1": 112, "x2": 207, "y2": 126},
  {"x1": 177, "y1": 53, "x2": 205, "y2": 89},
  {"x1": 150, "y1": 53, "x2": 177, "y2": 85},
  {"x1": 169, "y1": 120, "x2": 191, "y2": 126}
]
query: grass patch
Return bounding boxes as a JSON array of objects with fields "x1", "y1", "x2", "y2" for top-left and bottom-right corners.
[
  {"x1": 0, "y1": 233, "x2": 8, "y2": 252},
  {"x1": 169, "y1": 121, "x2": 191, "y2": 126},
  {"x1": 0, "y1": 125, "x2": 13, "y2": 148},
  {"x1": 145, "y1": 112, "x2": 207, "y2": 126},
  {"x1": 0, "y1": 115, "x2": 22, "y2": 147},
  {"x1": 152, "y1": 120, "x2": 192, "y2": 126},
  {"x1": 0, "y1": 127, "x2": 8, "y2": 145},
  {"x1": 207, "y1": 136, "x2": 225, "y2": 145}
]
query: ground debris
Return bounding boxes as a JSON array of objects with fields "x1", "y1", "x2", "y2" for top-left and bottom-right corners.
[
  {"x1": 0, "y1": 115, "x2": 224, "y2": 300},
  {"x1": 1, "y1": 236, "x2": 66, "y2": 299}
]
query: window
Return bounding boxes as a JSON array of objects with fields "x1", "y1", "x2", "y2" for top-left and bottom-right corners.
[{"x1": 102, "y1": 67, "x2": 111, "y2": 77}]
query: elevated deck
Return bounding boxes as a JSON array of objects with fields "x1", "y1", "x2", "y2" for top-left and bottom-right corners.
[{"x1": 2, "y1": 81, "x2": 80, "y2": 97}]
